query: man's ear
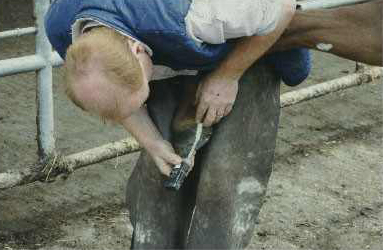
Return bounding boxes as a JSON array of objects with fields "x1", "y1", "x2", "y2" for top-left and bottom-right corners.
[{"x1": 129, "y1": 40, "x2": 145, "y2": 57}]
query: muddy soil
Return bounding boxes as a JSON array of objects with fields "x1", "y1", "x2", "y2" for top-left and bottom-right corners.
[{"x1": 1, "y1": 1, "x2": 382, "y2": 249}]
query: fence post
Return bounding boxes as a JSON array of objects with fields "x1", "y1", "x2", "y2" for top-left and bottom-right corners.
[{"x1": 34, "y1": 0, "x2": 55, "y2": 159}]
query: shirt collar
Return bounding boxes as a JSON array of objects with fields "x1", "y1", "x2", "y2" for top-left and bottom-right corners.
[{"x1": 71, "y1": 18, "x2": 153, "y2": 56}]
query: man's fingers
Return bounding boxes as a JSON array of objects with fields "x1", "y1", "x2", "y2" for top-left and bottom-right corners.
[
  {"x1": 165, "y1": 151, "x2": 182, "y2": 165},
  {"x1": 196, "y1": 101, "x2": 208, "y2": 123},
  {"x1": 214, "y1": 107, "x2": 226, "y2": 124},
  {"x1": 203, "y1": 106, "x2": 217, "y2": 127},
  {"x1": 155, "y1": 158, "x2": 172, "y2": 177}
]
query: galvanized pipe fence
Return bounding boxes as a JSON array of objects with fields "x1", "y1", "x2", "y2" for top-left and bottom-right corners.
[{"x1": 0, "y1": 0, "x2": 382, "y2": 190}]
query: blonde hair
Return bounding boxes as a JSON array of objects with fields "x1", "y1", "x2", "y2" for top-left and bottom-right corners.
[{"x1": 65, "y1": 27, "x2": 143, "y2": 120}]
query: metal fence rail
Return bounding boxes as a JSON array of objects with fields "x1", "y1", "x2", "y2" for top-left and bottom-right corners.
[
  {"x1": 1, "y1": 66, "x2": 381, "y2": 190},
  {"x1": 0, "y1": 53, "x2": 62, "y2": 76},
  {"x1": 0, "y1": 0, "x2": 381, "y2": 191},
  {"x1": 297, "y1": 0, "x2": 375, "y2": 10},
  {"x1": 34, "y1": 0, "x2": 56, "y2": 159},
  {"x1": 0, "y1": 0, "x2": 62, "y2": 159},
  {"x1": 0, "y1": 27, "x2": 37, "y2": 39}
]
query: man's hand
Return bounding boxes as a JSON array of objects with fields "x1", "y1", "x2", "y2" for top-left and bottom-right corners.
[
  {"x1": 195, "y1": 73, "x2": 239, "y2": 127},
  {"x1": 120, "y1": 106, "x2": 184, "y2": 176},
  {"x1": 194, "y1": 0, "x2": 296, "y2": 127},
  {"x1": 146, "y1": 139, "x2": 182, "y2": 177}
]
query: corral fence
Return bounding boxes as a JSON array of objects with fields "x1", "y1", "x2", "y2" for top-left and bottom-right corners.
[{"x1": 0, "y1": 0, "x2": 382, "y2": 190}]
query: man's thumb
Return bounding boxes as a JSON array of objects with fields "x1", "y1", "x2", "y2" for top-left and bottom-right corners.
[
  {"x1": 166, "y1": 152, "x2": 182, "y2": 165},
  {"x1": 155, "y1": 159, "x2": 172, "y2": 177}
]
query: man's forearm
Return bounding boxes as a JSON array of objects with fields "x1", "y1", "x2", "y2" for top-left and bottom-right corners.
[
  {"x1": 120, "y1": 106, "x2": 163, "y2": 149},
  {"x1": 212, "y1": 0, "x2": 296, "y2": 79}
]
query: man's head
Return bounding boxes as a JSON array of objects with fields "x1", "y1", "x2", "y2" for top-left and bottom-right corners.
[{"x1": 65, "y1": 27, "x2": 153, "y2": 122}]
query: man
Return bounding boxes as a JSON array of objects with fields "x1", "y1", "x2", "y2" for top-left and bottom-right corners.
[
  {"x1": 45, "y1": 0, "x2": 305, "y2": 176},
  {"x1": 44, "y1": 0, "x2": 383, "y2": 248},
  {"x1": 45, "y1": 0, "x2": 304, "y2": 248}
]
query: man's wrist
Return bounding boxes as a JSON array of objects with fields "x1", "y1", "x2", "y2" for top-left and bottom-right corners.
[
  {"x1": 144, "y1": 138, "x2": 170, "y2": 155},
  {"x1": 210, "y1": 68, "x2": 242, "y2": 82},
  {"x1": 142, "y1": 137, "x2": 158, "y2": 152}
]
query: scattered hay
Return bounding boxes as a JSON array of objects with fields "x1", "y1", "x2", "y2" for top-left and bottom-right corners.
[{"x1": 40, "y1": 153, "x2": 74, "y2": 182}]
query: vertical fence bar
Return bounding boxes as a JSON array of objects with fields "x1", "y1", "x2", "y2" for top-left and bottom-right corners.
[{"x1": 34, "y1": 0, "x2": 55, "y2": 159}]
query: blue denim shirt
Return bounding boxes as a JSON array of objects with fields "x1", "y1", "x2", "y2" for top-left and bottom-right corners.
[
  {"x1": 45, "y1": 0, "x2": 311, "y2": 85},
  {"x1": 45, "y1": 0, "x2": 233, "y2": 70}
]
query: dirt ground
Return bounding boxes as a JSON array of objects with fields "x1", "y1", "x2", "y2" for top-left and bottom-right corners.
[{"x1": 1, "y1": 1, "x2": 382, "y2": 249}]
